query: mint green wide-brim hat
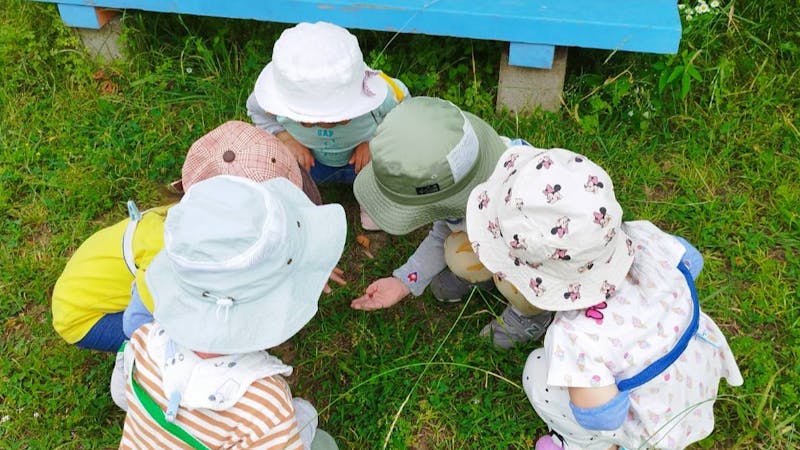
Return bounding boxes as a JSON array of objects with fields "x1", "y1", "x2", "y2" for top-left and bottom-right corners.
[
  {"x1": 354, "y1": 97, "x2": 507, "y2": 235},
  {"x1": 146, "y1": 175, "x2": 346, "y2": 354}
]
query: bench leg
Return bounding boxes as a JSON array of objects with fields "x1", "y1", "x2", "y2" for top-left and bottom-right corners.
[
  {"x1": 55, "y1": 5, "x2": 123, "y2": 60},
  {"x1": 75, "y1": 16, "x2": 124, "y2": 60},
  {"x1": 496, "y1": 46, "x2": 568, "y2": 113}
]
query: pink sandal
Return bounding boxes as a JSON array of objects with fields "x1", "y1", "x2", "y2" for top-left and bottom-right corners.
[{"x1": 535, "y1": 435, "x2": 563, "y2": 450}]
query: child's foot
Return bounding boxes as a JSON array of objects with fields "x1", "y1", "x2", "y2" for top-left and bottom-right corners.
[
  {"x1": 480, "y1": 306, "x2": 553, "y2": 349},
  {"x1": 535, "y1": 435, "x2": 563, "y2": 450},
  {"x1": 430, "y1": 268, "x2": 493, "y2": 303},
  {"x1": 359, "y1": 208, "x2": 381, "y2": 231}
]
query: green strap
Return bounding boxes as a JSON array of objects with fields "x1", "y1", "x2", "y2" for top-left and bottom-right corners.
[{"x1": 129, "y1": 361, "x2": 210, "y2": 449}]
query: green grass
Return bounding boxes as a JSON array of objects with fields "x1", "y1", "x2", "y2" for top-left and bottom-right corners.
[{"x1": 1, "y1": 0, "x2": 798, "y2": 448}]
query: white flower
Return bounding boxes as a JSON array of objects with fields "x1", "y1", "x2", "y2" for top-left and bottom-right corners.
[
  {"x1": 695, "y1": 3, "x2": 710, "y2": 13},
  {"x1": 1, "y1": 415, "x2": 9, "y2": 423},
  {"x1": 643, "y1": 111, "x2": 651, "y2": 119},
  {"x1": 627, "y1": 110, "x2": 634, "y2": 117},
  {"x1": 33, "y1": 412, "x2": 40, "y2": 418},
  {"x1": 686, "y1": 12, "x2": 694, "y2": 21},
  {"x1": 186, "y1": 67, "x2": 193, "y2": 74},
  {"x1": 710, "y1": 0, "x2": 720, "y2": 7},
  {"x1": 678, "y1": 4, "x2": 686, "y2": 10}
]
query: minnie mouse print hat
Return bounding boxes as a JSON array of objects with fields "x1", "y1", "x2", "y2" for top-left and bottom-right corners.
[{"x1": 466, "y1": 147, "x2": 635, "y2": 311}]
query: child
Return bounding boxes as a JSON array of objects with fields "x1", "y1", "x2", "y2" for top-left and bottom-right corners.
[
  {"x1": 51, "y1": 121, "x2": 318, "y2": 352},
  {"x1": 465, "y1": 147, "x2": 742, "y2": 449},
  {"x1": 246, "y1": 21, "x2": 409, "y2": 229},
  {"x1": 349, "y1": 97, "x2": 555, "y2": 346},
  {"x1": 113, "y1": 175, "x2": 345, "y2": 449}
]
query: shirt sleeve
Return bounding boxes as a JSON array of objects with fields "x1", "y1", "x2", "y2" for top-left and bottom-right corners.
[
  {"x1": 392, "y1": 220, "x2": 450, "y2": 296},
  {"x1": 247, "y1": 378, "x2": 304, "y2": 450},
  {"x1": 543, "y1": 315, "x2": 615, "y2": 388},
  {"x1": 246, "y1": 92, "x2": 286, "y2": 135}
]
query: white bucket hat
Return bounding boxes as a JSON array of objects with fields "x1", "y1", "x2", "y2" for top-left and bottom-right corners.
[
  {"x1": 466, "y1": 147, "x2": 635, "y2": 311},
  {"x1": 146, "y1": 175, "x2": 346, "y2": 353},
  {"x1": 254, "y1": 21, "x2": 388, "y2": 123}
]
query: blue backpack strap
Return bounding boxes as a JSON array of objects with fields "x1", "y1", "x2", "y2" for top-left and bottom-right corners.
[{"x1": 616, "y1": 261, "x2": 700, "y2": 392}]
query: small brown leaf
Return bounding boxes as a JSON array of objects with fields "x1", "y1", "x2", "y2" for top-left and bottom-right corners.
[
  {"x1": 356, "y1": 234, "x2": 373, "y2": 259},
  {"x1": 100, "y1": 80, "x2": 117, "y2": 94}
]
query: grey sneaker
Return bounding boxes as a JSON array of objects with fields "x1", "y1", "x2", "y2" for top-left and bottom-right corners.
[
  {"x1": 430, "y1": 268, "x2": 493, "y2": 303},
  {"x1": 481, "y1": 306, "x2": 554, "y2": 349}
]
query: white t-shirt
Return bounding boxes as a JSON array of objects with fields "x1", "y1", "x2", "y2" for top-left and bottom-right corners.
[{"x1": 544, "y1": 221, "x2": 742, "y2": 448}]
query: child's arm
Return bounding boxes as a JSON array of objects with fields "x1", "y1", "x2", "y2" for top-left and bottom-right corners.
[
  {"x1": 568, "y1": 385, "x2": 629, "y2": 431},
  {"x1": 246, "y1": 92, "x2": 285, "y2": 135},
  {"x1": 351, "y1": 220, "x2": 450, "y2": 310},
  {"x1": 246, "y1": 92, "x2": 315, "y2": 171},
  {"x1": 349, "y1": 141, "x2": 371, "y2": 173},
  {"x1": 276, "y1": 131, "x2": 315, "y2": 172}
]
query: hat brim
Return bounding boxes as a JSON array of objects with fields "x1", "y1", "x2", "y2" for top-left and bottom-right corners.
[
  {"x1": 253, "y1": 63, "x2": 388, "y2": 123},
  {"x1": 353, "y1": 112, "x2": 507, "y2": 235},
  {"x1": 465, "y1": 148, "x2": 635, "y2": 311},
  {"x1": 148, "y1": 178, "x2": 346, "y2": 353}
]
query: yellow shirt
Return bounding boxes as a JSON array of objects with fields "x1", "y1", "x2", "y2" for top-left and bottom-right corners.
[{"x1": 51, "y1": 205, "x2": 170, "y2": 343}]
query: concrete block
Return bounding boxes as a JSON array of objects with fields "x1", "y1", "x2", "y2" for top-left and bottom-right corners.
[
  {"x1": 76, "y1": 16, "x2": 124, "y2": 61},
  {"x1": 497, "y1": 46, "x2": 568, "y2": 113}
]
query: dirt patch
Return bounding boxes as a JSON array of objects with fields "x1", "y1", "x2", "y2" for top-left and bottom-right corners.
[
  {"x1": 766, "y1": 247, "x2": 786, "y2": 263},
  {"x1": 643, "y1": 177, "x2": 677, "y2": 202}
]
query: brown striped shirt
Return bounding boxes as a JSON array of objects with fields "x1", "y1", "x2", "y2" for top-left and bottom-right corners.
[{"x1": 120, "y1": 323, "x2": 303, "y2": 449}]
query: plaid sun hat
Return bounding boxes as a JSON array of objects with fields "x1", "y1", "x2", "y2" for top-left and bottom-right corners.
[
  {"x1": 147, "y1": 175, "x2": 346, "y2": 353},
  {"x1": 466, "y1": 147, "x2": 635, "y2": 311},
  {"x1": 172, "y1": 120, "x2": 303, "y2": 194}
]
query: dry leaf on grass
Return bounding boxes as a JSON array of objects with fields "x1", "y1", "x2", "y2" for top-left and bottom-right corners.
[{"x1": 356, "y1": 234, "x2": 374, "y2": 259}]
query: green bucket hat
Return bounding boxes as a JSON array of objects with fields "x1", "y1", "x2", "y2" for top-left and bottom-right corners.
[
  {"x1": 354, "y1": 97, "x2": 507, "y2": 235},
  {"x1": 146, "y1": 175, "x2": 346, "y2": 354}
]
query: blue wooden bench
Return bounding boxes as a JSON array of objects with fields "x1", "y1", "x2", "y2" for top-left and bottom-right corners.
[{"x1": 33, "y1": 0, "x2": 682, "y2": 112}]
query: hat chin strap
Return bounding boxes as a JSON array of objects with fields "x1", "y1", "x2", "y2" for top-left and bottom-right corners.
[
  {"x1": 202, "y1": 291, "x2": 235, "y2": 322},
  {"x1": 215, "y1": 298, "x2": 233, "y2": 322}
]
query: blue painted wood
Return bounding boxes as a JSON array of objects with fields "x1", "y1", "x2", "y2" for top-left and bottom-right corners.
[
  {"x1": 57, "y1": 3, "x2": 101, "y2": 28},
  {"x1": 509, "y1": 43, "x2": 555, "y2": 69},
  {"x1": 35, "y1": 0, "x2": 682, "y2": 65}
]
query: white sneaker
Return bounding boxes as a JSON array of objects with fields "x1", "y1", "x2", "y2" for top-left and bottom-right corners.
[{"x1": 481, "y1": 306, "x2": 554, "y2": 349}]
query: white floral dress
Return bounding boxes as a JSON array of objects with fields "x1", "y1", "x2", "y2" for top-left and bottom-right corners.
[{"x1": 523, "y1": 221, "x2": 742, "y2": 449}]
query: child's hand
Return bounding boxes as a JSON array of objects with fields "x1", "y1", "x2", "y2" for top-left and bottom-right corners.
[
  {"x1": 277, "y1": 131, "x2": 315, "y2": 172},
  {"x1": 322, "y1": 266, "x2": 346, "y2": 294},
  {"x1": 349, "y1": 141, "x2": 371, "y2": 173},
  {"x1": 350, "y1": 276, "x2": 410, "y2": 310}
]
